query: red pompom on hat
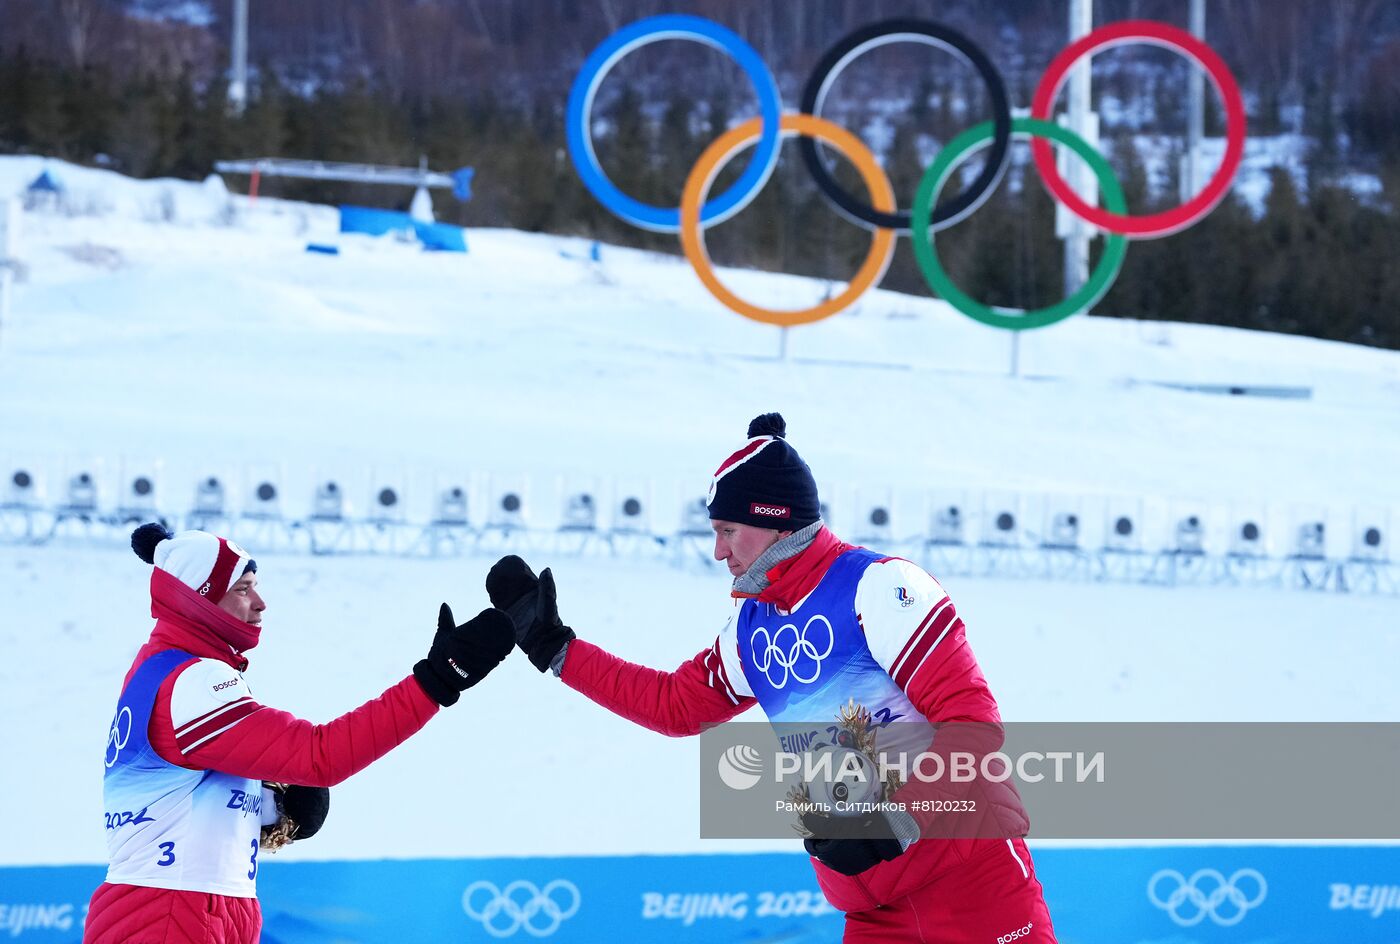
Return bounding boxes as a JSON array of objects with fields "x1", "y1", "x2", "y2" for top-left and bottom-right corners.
[{"x1": 131, "y1": 523, "x2": 257, "y2": 605}]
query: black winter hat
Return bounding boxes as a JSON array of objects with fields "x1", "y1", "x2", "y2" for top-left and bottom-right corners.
[{"x1": 706, "y1": 413, "x2": 820, "y2": 530}]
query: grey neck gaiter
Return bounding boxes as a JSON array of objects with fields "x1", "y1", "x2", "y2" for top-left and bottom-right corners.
[{"x1": 731, "y1": 520, "x2": 823, "y2": 599}]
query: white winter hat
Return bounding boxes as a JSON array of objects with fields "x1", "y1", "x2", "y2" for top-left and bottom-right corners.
[{"x1": 131, "y1": 523, "x2": 256, "y2": 604}]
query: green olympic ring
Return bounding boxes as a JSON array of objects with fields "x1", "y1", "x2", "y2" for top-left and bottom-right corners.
[{"x1": 912, "y1": 117, "x2": 1128, "y2": 331}]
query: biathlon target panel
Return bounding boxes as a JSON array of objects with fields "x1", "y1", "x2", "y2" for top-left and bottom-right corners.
[
  {"x1": 194, "y1": 477, "x2": 226, "y2": 515},
  {"x1": 436, "y1": 487, "x2": 469, "y2": 526},
  {"x1": 68, "y1": 472, "x2": 97, "y2": 510},
  {"x1": 313, "y1": 481, "x2": 344, "y2": 520}
]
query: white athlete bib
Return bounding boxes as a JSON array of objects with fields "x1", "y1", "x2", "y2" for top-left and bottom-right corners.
[{"x1": 102, "y1": 650, "x2": 263, "y2": 897}]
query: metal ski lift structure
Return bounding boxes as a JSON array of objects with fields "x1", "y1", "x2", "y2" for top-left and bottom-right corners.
[{"x1": 213, "y1": 156, "x2": 475, "y2": 214}]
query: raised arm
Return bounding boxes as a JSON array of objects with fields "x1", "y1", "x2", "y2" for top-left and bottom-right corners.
[
  {"x1": 148, "y1": 604, "x2": 514, "y2": 786},
  {"x1": 487, "y1": 556, "x2": 756, "y2": 737},
  {"x1": 560, "y1": 635, "x2": 754, "y2": 737}
]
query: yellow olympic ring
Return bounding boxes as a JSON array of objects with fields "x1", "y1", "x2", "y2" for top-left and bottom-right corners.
[{"x1": 680, "y1": 114, "x2": 896, "y2": 328}]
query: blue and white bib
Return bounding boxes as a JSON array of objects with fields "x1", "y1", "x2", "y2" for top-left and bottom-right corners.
[
  {"x1": 102, "y1": 650, "x2": 264, "y2": 897},
  {"x1": 734, "y1": 550, "x2": 933, "y2": 761}
]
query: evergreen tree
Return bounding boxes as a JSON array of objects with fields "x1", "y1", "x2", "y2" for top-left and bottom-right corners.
[
  {"x1": 237, "y1": 69, "x2": 291, "y2": 160},
  {"x1": 19, "y1": 57, "x2": 68, "y2": 155},
  {"x1": 107, "y1": 74, "x2": 163, "y2": 175},
  {"x1": 61, "y1": 64, "x2": 115, "y2": 159}
]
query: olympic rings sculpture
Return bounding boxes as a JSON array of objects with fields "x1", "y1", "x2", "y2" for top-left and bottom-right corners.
[{"x1": 566, "y1": 14, "x2": 1246, "y2": 330}]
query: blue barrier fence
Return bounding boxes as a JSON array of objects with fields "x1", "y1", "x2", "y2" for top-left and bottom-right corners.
[{"x1": 2, "y1": 846, "x2": 1398, "y2": 942}]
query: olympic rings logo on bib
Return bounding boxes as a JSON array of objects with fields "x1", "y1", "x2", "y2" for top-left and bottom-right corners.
[
  {"x1": 750, "y1": 615, "x2": 835, "y2": 689},
  {"x1": 105, "y1": 706, "x2": 132, "y2": 769},
  {"x1": 566, "y1": 15, "x2": 1245, "y2": 330}
]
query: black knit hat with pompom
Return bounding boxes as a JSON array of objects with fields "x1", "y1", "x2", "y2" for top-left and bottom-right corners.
[{"x1": 705, "y1": 412, "x2": 820, "y2": 530}]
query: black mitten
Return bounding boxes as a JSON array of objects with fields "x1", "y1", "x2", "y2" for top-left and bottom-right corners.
[
  {"x1": 413, "y1": 604, "x2": 515, "y2": 706},
  {"x1": 486, "y1": 557, "x2": 577, "y2": 673},
  {"x1": 803, "y1": 834, "x2": 904, "y2": 876},
  {"x1": 800, "y1": 810, "x2": 908, "y2": 877},
  {"x1": 485, "y1": 554, "x2": 539, "y2": 612}
]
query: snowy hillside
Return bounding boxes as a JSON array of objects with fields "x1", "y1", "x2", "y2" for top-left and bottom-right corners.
[
  {"x1": 2, "y1": 156, "x2": 1397, "y2": 510},
  {"x1": 1, "y1": 157, "x2": 1398, "y2": 871}
]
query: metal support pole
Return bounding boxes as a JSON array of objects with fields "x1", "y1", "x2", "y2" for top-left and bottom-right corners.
[
  {"x1": 1182, "y1": 0, "x2": 1206, "y2": 201},
  {"x1": 1063, "y1": 0, "x2": 1093, "y2": 299},
  {"x1": 229, "y1": 0, "x2": 249, "y2": 114}
]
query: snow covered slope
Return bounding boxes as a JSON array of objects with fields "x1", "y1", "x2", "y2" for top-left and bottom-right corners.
[
  {"x1": 0, "y1": 158, "x2": 1397, "y2": 868},
  {"x1": 1, "y1": 156, "x2": 1397, "y2": 509}
]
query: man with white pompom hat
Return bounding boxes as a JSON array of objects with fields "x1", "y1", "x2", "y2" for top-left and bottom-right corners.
[{"x1": 84, "y1": 523, "x2": 515, "y2": 944}]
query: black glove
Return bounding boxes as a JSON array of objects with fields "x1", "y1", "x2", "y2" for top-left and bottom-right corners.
[
  {"x1": 485, "y1": 556, "x2": 576, "y2": 673},
  {"x1": 800, "y1": 810, "x2": 908, "y2": 877},
  {"x1": 413, "y1": 604, "x2": 515, "y2": 706},
  {"x1": 279, "y1": 785, "x2": 330, "y2": 841}
]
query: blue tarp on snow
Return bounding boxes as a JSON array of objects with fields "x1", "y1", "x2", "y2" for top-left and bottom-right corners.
[
  {"x1": 26, "y1": 170, "x2": 64, "y2": 194},
  {"x1": 413, "y1": 221, "x2": 467, "y2": 252},
  {"x1": 338, "y1": 205, "x2": 467, "y2": 253},
  {"x1": 338, "y1": 205, "x2": 415, "y2": 238}
]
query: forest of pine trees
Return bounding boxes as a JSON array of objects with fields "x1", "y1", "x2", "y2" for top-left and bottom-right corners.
[{"x1": 0, "y1": 0, "x2": 1397, "y2": 349}]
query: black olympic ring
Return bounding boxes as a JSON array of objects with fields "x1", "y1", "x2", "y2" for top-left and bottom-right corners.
[{"x1": 798, "y1": 19, "x2": 1012, "y2": 234}]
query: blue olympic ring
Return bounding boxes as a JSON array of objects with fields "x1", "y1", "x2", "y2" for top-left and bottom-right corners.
[{"x1": 565, "y1": 14, "x2": 783, "y2": 233}]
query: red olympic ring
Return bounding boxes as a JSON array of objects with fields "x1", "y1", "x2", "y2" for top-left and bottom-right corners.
[{"x1": 1030, "y1": 20, "x2": 1247, "y2": 239}]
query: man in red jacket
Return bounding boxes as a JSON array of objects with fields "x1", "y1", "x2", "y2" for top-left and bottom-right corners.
[
  {"x1": 85, "y1": 523, "x2": 514, "y2": 944},
  {"x1": 487, "y1": 414, "x2": 1057, "y2": 943}
]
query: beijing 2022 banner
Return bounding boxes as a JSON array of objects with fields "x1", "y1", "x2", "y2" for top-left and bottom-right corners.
[{"x1": 3, "y1": 846, "x2": 1398, "y2": 942}]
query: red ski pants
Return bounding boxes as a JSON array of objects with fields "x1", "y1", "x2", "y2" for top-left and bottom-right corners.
[{"x1": 844, "y1": 839, "x2": 1057, "y2": 943}]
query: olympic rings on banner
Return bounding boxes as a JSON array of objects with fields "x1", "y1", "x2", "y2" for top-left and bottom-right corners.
[
  {"x1": 567, "y1": 15, "x2": 1246, "y2": 327},
  {"x1": 912, "y1": 118, "x2": 1128, "y2": 331},
  {"x1": 1031, "y1": 20, "x2": 1247, "y2": 238},
  {"x1": 462, "y1": 879, "x2": 582, "y2": 938},
  {"x1": 798, "y1": 19, "x2": 1012, "y2": 233},
  {"x1": 565, "y1": 14, "x2": 782, "y2": 233},
  {"x1": 681, "y1": 114, "x2": 896, "y2": 327}
]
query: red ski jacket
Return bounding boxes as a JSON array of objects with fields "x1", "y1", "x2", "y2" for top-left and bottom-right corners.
[
  {"x1": 84, "y1": 569, "x2": 439, "y2": 944},
  {"x1": 560, "y1": 527, "x2": 1030, "y2": 913}
]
